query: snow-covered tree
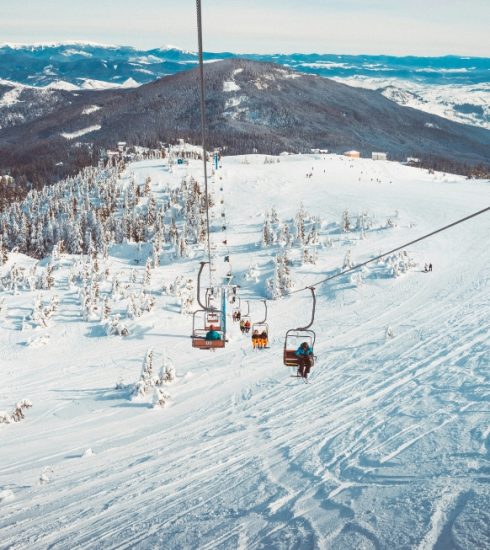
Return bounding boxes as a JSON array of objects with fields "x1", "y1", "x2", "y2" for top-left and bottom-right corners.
[
  {"x1": 340, "y1": 210, "x2": 351, "y2": 232},
  {"x1": 342, "y1": 249, "x2": 353, "y2": 270},
  {"x1": 262, "y1": 219, "x2": 274, "y2": 247}
]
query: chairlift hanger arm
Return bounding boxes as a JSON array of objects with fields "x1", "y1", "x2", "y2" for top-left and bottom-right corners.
[
  {"x1": 257, "y1": 300, "x2": 267, "y2": 324},
  {"x1": 196, "y1": 261, "x2": 208, "y2": 310},
  {"x1": 295, "y1": 287, "x2": 316, "y2": 331}
]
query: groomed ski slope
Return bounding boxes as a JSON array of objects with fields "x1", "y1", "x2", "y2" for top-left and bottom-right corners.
[{"x1": 1, "y1": 154, "x2": 489, "y2": 549}]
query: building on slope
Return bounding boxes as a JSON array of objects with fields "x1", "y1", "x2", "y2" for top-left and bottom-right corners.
[{"x1": 344, "y1": 150, "x2": 361, "y2": 159}]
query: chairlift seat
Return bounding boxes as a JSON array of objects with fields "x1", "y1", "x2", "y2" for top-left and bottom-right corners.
[{"x1": 283, "y1": 329, "x2": 315, "y2": 367}]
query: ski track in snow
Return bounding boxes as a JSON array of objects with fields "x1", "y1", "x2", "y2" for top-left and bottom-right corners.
[{"x1": 0, "y1": 154, "x2": 489, "y2": 548}]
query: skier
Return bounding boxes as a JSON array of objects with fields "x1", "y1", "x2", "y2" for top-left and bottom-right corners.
[
  {"x1": 205, "y1": 325, "x2": 221, "y2": 341},
  {"x1": 295, "y1": 342, "x2": 314, "y2": 379},
  {"x1": 239, "y1": 319, "x2": 246, "y2": 333},
  {"x1": 429, "y1": 263, "x2": 433, "y2": 272},
  {"x1": 424, "y1": 263, "x2": 428, "y2": 272},
  {"x1": 252, "y1": 330, "x2": 260, "y2": 349},
  {"x1": 260, "y1": 330, "x2": 268, "y2": 348},
  {"x1": 244, "y1": 319, "x2": 251, "y2": 334}
]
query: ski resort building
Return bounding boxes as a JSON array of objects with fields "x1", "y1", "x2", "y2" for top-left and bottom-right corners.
[
  {"x1": 372, "y1": 152, "x2": 388, "y2": 161},
  {"x1": 344, "y1": 150, "x2": 361, "y2": 159}
]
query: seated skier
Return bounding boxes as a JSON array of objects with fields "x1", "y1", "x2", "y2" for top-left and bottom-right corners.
[
  {"x1": 295, "y1": 341, "x2": 314, "y2": 378},
  {"x1": 252, "y1": 329, "x2": 260, "y2": 348},
  {"x1": 205, "y1": 325, "x2": 221, "y2": 341},
  {"x1": 260, "y1": 330, "x2": 268, "y2": 348}
]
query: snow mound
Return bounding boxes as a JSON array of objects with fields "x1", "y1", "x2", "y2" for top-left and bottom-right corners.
[{"x1": 0, "y1": 490, "x2": 15, "y2": 504}]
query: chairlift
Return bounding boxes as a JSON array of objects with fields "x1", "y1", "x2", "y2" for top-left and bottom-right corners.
[
  {"x1": 239, "y1": 300, "x2": 251, "y2": 334},
  {"x1": 191, "y1": 262, "x2": 226, "y2": 349},
  {"x1": 231, "y1": 297, "x2": 241, "y2": 321},
  {"x1": 283, "y1": 287, "x2": 316, "y2": 367},
  {"x1": 251, "y1": 300, "x2": 269, "y2": 349}
]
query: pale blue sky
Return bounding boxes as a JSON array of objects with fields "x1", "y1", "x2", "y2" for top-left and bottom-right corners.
[{"x1": 1, "y1": 0, "x2": 489, "y2": 56}]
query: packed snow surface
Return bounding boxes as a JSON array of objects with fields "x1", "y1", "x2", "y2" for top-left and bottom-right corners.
[
  {"x1": 61, "y1": 125, "x2": 101, "y2": 139},
  {"x1": 0, "y1": 154, "x2": 489, "y2": 549}
]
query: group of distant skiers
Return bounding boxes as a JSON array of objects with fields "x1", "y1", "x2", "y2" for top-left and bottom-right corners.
[{"x1": 423, "y1": 262, "x2": 433, "y2": 272}]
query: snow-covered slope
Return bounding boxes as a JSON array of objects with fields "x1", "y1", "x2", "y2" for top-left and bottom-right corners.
[{"x1": 0, "y1": 154, "x2": 489, "y2": 548}]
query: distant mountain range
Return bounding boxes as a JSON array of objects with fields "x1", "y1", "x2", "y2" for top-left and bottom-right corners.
[
  {"x1": 1, "y1": 42, "x2": 489, "y2": 129},
  {"x1": 1, "y1": 58, "x2": 488, "y2": 190}
]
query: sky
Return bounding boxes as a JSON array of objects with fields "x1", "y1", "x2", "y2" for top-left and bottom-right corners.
[{"x1": 1, "y1": 0, "x2": 489, "y2": 57}]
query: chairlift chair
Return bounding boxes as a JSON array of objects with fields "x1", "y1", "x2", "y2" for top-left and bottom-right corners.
[
  {"x1": 283, "y1": 288, "x2": 316, "y2": 367},
  {"x1": 192, "y1": 310, "x2": 225, "y2": 350},
  {"x1": 231, "y1": 297, "x2": 241, "y2": 321},
  {"x1": 240, "y1": 300, "x2": 251, "y2": 334},
  {"x1": 251, "y1": 300, "x2": 269, "y2": 349},
  {"x1": 191, "y1": 261, "x2": 226, "y2": 350}
]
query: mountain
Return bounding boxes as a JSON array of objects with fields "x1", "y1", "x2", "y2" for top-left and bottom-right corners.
[
  {"x1": 0, "y1": 59, "x2": 489, "y2": 188},
  {"x1": 1, "y1": 43, "x2": 488, "y2": 129}
]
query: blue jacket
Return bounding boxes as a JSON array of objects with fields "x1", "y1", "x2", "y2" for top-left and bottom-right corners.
[
  {"x1": 295, "y1": 345, "x2": 313, "y2": 357},
  {"x1": 205, "y1": 330, "x2": 221, "y2": 341}
]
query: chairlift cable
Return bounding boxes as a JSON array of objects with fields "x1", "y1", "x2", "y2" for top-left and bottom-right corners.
[
  {"x1": 196, "y1": 0, "x2": 213, "y2": 285},
  {"x1": 287, "y1": 206, "x2": 490, "y2": 297}
]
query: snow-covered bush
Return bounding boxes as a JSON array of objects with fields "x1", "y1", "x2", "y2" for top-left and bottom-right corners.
[
  {"x1": 105, "y1": 314, "x2": 129, "y2": 337},
  {"x1": 158, "y1": 351, "x2": 176, "y2": 385},
  {"x1": 153, "y1": 387, "x2": 171, "y2": 408},
  {"x1": 0, "y1": 399, "x2": 32, "y2": 424}
]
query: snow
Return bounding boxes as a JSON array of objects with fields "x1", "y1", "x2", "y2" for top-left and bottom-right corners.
[
  {"x1": 0, "y1": 40, "x2": 122, "y2": 49},
  {"x1": 77, "y1": 78, "x2": 139, "y2": 90},
  {"x1": 81, "y1": 105, "x2": 101, "y2": 116},
  {"x1": 120, "y1": 77, "x2": 139, "y2": 88},
  {"x1": 333, "y1": 76, "x2": 490, "y2": 129},
  {"x1": 46, "y1": 80, "x2": 79, "y2": 91},
  {"x1": 158, "y1": 44, "x2": 197, "y2": 55},
  {"x1": 0, "y1": 153, "x2": 489, "y2": 548},
  {"x1": 0, "y1": 86, "x2": 22, "y2": 107},
  {"x1": 61, "y1": 48, "x2": 93, "y2": 58},
  {"x1": 60, "y1": 124, "x2": 101, "y2": 139},
  {"x1": 79, "y1": 79, "x2": 121, "y2": 90}
]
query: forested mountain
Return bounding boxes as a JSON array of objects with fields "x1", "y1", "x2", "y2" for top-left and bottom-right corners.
[{"x1": 0, "y1": 59, "x2": 489, "y2": 192}]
